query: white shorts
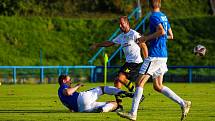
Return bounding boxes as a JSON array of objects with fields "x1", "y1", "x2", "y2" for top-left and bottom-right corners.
[
  {"x1": 77, "y1": 87, "x2": 106, "y2": 112},
  {"x1": 139, "y1": 57, "x2": 168, "y2": 79}
]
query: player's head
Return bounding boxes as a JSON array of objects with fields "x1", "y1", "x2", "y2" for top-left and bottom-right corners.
[
  {"x1": 119, "y1": 16, "x2": 130, "y2": 33},
  {"x1": 58, "y1": 74, "x2": 72, "y2": 85},
  {"x1": 149, "y1": 0, "x2": 161, "y2": 9}
]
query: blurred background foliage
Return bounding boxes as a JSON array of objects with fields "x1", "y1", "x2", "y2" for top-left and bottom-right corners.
[
  {"x1": 0, "y1": 0, "x2": 214, "y2": 66},
  {"x1": 0, "y1": 0, "x2": 135, "y2": 17},
  {"x1": 0, "y1": 0, "x2": 211, "y2": 18}
]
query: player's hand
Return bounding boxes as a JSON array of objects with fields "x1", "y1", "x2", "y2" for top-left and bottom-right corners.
[
  {"x1": 76, "y1": 83, "x2": 84, "y2": 87},
  {"x1": 137, "y1": 36, "x2": 146, "y2": 43}
]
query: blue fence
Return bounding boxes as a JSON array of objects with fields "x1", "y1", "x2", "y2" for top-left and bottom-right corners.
[
  {"x1": 93, "y1": 66, "x2": 215, "y2": 83},
  {"x1": 168, "y1": 66, "x2": 215, "y2": 83},
  {"x1": 0, "y1": 66, "x2": 214, "y2": 84},
  {"x1": 0, "y1": 66, "x2": 96, "y2": 84}
]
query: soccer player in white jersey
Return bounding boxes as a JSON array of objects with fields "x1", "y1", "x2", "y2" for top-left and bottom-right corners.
[
  {"x1": 58, "y1": 74, "x2": 133, "y2": 113},
  {"x1": 90, "y1": 16, "x2": 148, "y2": 110},
  {"x1": 117, "y1": 0, "x2": 191, "y2": 121}
]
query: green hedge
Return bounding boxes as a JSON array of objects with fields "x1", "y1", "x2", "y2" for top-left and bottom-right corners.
[
  {"x1": 0, "y1": 0, "x2": 134, "y2": 17},
  {"x1": 168, "y1": 16, "x2": 215, "y2": 66},
  {"x1": 0, "y1": 0, "x2": 212, "y2": 18},
  {"x1": 0, "y1": 16, "x2": 214, "y2": 66},
  {"x1": 0, "y1": 16, "x2": 118, "y2": 65}
]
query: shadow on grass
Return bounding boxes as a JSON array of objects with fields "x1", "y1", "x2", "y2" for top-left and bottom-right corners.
[{"x1": 0, "y1": 109, "x2": 69, "y2": 113}]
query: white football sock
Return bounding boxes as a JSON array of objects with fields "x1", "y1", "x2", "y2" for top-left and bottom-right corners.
[
  {"x1": 102, "y1": 103, "x2": 115, "y2": 112},
  {"x1": 130, "y1": 86, "x2": 143, "y2": 115},
  {"x1": 161, "y1": 86, "x2": 185, "y2": 107},
  {"x1": 104, "y1": 86, "x2": 121, "y2": 95}
]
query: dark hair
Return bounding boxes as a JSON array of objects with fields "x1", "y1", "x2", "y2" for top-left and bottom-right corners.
[{"x1": 58, "y1": 74, "x2": 67, "y2": 85}]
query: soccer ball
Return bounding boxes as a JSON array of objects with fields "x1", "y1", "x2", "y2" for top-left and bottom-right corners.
[{"x1": 193, "y1": 44, "x2": 206, "y2": 56}]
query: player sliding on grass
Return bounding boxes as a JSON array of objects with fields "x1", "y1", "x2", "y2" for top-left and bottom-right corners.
[
  {"x1": 58, "y1": 74, "x2": 133, "y2": 113},
  {"x1": 116, "y1": 0, "x2": 191, "y2": 121},
  {"x1": 90, "y1": 16, "x2": 148, "y2": 111}
]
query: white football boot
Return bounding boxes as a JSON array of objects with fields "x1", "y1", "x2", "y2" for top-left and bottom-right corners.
[
  {"x1": 181, "y1": 101, "x2": 192, "y2": 121},
  {"x1": 116, "y1": 111, "x2": 137, "y2": 121}
]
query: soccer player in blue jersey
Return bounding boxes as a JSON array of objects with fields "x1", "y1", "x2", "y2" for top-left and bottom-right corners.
[
  {"x1": 117, "y1": 0, "x2": 191, "y2": 121},
  {"x1": 58, "y1": 74, "x2": 133, "y2": 113}
]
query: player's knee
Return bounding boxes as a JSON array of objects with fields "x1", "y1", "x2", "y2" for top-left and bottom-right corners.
[
  {"x1": 153, "y1": 84, "x2": 162, "y2": 92},
  {"x1": 136, "y1": 81, "x2": 144, "y2": 88},
  {"x1": 135, "y1": 74, "x2": 150, "y2": 87},
  {"x1": 114, "y1": 80, "x2": 122, "y2": 88},
  {"x1": 118, "y1": 73, "x2": 127, "y2": 82}
]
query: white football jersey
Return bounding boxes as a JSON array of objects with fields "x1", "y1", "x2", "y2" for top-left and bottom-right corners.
[{"x1": 112, "y1": 29, "x2": 143, "y2": 63}]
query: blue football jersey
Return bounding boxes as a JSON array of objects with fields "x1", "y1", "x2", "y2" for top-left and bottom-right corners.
[
  {"x1": 149, "y1": 11, "x2": 170, "y2": 57},
  {"x1": 58, "y1": 84, "x2": 79, "y2": 112}
]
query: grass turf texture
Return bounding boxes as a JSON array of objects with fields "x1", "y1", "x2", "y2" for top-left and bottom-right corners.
[{"x1": 0, "y1": 83, "x2": 214, "y2": 121}]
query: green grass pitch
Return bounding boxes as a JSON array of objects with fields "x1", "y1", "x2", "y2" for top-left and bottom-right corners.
[{"x1": 0, "y1": 83, "x2": 214, "y2": 121}]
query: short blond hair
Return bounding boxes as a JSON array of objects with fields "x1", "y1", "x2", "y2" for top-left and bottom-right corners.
[
  {"x1": 119, "y1": 16, "x2": 129, "y2": 22},
  {"x1": 149, "y1": 0, "x2": 161, "y2": 9},
  {"x1": 119, "y1": 16, "x2": 130, "y2": 26}
]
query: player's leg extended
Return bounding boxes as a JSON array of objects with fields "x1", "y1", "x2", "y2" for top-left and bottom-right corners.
[
  {"x1": 124, "y1": 78, "x2": 135, "y2": 92},
  {"x1": 154, "y1": 75, "x2": 191, "y2": 121},
  {"x1": 130, "y1": 74, "x2": 150, "y2": 115},
  {"x1": 116, "y1": 62, "x2": 136, "y2": 92},
  {"x1": 117, "y1": 72, "x2": 135, "y2": 92},
  {"x1": 124, "y1": 62, "x2": 145, "y2": 103},
  {"x1": 80, "y1": 86, "x2": 131, "y2": 112},
  {"x1": 121, "y1": 62, "x2": 142, "y2": 92},
  {"x1": 101, "y1": 85, "x2": 133, "y2": 111},
  {"x1": 100, "y1": 86, "x2": 133, "y2": 97},
  {"x1": 155, "y1": 75, "x2": 187, "y2": 103},
  {"x1": 127, "y1": 64, "x2": 146, "y2": 103},
  {"x1": 117, "y1": 58, "x2": 152, "y2": 120},
  {"x1": 91, "y1": 101, "x2": 118, "y2": 113},
  {"x1": 78, "y1": 88, "x2": 102, "y2": 112},
  {"x1": 101, "y1": 101, "x2": 118, "y2": 112},
  {"x1": 117, "y1": 74, "x2": 150, "y2": 121},
  {"x1": 114, "y1": 72, "x2": 135, "y2": 110},
  {"x1": 114, "y1": 77, "x2": 124, "y2": 110},
  {"x1": 104, "y1": 101, "x2": 118, "y2": 112}
]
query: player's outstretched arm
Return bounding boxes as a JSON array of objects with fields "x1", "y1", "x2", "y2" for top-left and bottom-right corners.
[
  {"x1": 139, "y1": 43, "x2": 148, "y2": 59},
  {"x1": 90, "y1": 41, "x2": 115, "y2": 50},
  {"x1": 138, "y1": 24, "x2": 165, "y2": 43},
  {"x1": 63, "y1": 83, "x2": 84, "y2": 96}
]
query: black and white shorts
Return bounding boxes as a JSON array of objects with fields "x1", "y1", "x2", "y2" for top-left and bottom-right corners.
[{"x1": 119, "y1": 62, "x2": 142, "y2": 81}]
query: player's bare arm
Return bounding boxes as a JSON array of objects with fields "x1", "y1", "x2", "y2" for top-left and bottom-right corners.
[
  {"x1": 138, "y1": 24, "x2": 165, "y2": 43},
  {"x1": 90, "y1": 41, "x2": 115, "y2": 50},
  {"x1": 167, "y1": 28, "x2": 173, "y2": 40},
  {"x1": 63, "y1": 83, "x2": 84, "y2": 96},
  {"x1": 139, "y1": 43, "x2": 148, "y2": 59}
]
